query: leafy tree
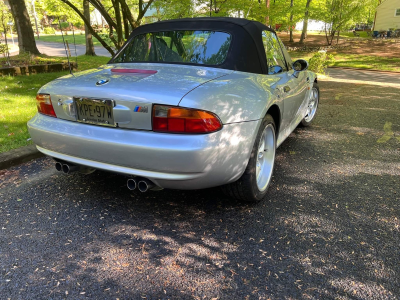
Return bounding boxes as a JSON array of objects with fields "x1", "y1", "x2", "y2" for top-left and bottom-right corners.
[
  {"x1": 152, "y1": 0, "x2": 196, "y2": 20},
  {"x1": 0, "y1": 1, "x2": 12, "y2": 62},
  {"x1": 40, "y1": 0, "x2": 82, "y2": 25},
  {"x1": 0, "y1": 0, "x2": 12, "y2": 35},
  {"x1": 319, "y1": 0, "x2": 376, "y2": 45}
]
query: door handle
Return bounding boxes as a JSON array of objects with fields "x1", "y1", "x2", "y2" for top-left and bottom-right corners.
[{"x1": 283, "y1": 86, "x2": 291, "y2": 93}]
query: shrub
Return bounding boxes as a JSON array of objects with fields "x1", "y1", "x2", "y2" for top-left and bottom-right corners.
[
  {"x1": 0, "y1": 42, "x2": 9, "y2": 56},
  {"x1": 59, "y1": 22, "x2": 70, "y2": 30},
  {"x1": 73, "y1": 21, "x2": 83, "y2": 30},
  {"x1": 308, "y1": 50, "x2": 335, "y2": 74},
  {"x1": 43, "y1": 27, "x2": 56, "y2": 35}
]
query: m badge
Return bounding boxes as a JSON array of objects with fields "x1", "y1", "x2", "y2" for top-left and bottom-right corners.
[{"x1": 134, "y1": 106, "x2": 148, "y2": 113}]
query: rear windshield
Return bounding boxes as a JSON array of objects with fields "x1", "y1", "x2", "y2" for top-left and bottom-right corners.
[{"x1": 112, "y1": 30, "x2": 232, "y2": 66}]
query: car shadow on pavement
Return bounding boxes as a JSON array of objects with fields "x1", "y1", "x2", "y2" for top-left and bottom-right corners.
[{"x1": 1, "y1": 150, "x2": 399, "y2": 299}]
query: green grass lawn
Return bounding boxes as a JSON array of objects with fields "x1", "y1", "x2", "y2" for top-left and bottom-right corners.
[
  {"x1": 289, "y1": 52, "x2": 400, "y2": 73},
  {"x1": 340, "y1": 31, "x2": 370, "y2": 38},
  {"x1": 0, "y1": 55, "x2": 109, "y2": 153},
  {"x1": 331, "y1": 54, "x2": 400, "y2": 72},
  {"x1": 37, "y1": 33, "x2": 102, "y2": 47}
]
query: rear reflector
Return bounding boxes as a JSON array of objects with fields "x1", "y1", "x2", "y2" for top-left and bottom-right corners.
[
  {"x1": 36, "y1": 93, "x2": 56, "y2": 118},
  {"x1": 153, "y1": 105, "x2": 222, "y2": 134},
  {"x1": 111, "y1": 69, "x2": 157, "y2": 74}
]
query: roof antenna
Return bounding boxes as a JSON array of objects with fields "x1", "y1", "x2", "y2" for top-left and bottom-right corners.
[
  {"x1": 71, "y1": 22, "x2": 78, "y2": 68},
  {"x1": 58, "y1": 18, "x2": 73, "y2": 76}
]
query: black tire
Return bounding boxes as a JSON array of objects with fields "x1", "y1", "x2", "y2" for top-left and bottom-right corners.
[
  {"x1": 300, "y1": 82, "x2": 319, "y2": 127},
  {"x1": 221, "y1": 114, "x2": 276, "y2": 202}
]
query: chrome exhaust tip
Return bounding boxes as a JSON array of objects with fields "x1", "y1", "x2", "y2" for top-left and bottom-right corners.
[
  {"x1": 55, "y1": 162, "x2": 63, "y2": 172},
  {"x1": 62, "y1": 164, "x2": 79, "y2": 174},
  {"x1": 127, "y1": 178, "x2": 137, "y2": 191},
  {"x1": 138, "y1": 179, "x2": 155, "y2": 193}
]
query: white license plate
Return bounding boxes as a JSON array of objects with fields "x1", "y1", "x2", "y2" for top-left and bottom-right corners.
[{"x1": 75, "y1": 98, "x2": 115, "y2": 127}]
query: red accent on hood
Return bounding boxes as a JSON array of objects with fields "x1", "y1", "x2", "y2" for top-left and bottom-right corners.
[{"x1": 111, "y1": 69, "x2": 158, "y2": 74}]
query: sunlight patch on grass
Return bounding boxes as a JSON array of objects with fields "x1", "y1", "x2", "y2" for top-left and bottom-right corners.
[
  {"x1": 0, "y1": 73, "x2": 63, "y2": 152},
  {"x1": 0, "y1": 55, "x2": 110, "y2": 153},
  {"x1": 331, "y1": 54, "x2": 400, "y2": 72}
]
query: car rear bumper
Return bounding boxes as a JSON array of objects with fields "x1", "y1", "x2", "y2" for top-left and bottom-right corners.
[{"x1": 28, "y1": 113, "x2": 259, "y2": 189}]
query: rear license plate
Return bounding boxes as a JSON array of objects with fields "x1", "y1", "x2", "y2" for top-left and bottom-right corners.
[{"x1": 74, "y1": 98, "x2": 115, "y2": 127}]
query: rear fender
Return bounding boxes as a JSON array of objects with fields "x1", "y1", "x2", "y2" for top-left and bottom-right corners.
[{"x1": 179, "y1": 71, "x2": 283, "y2": 124}]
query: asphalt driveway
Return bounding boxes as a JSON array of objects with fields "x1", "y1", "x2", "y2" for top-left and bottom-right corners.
[
  {"x1": 1, "y1": 78, "x2": 399, "y2": 299},
  {"x1": 8, "y1": 39, "x2": 111, "y2": 57}
]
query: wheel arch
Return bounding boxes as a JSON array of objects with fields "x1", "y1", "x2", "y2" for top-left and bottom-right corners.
[{"x1": 266, "y1": 104, "x2": 281, "y2": 136}]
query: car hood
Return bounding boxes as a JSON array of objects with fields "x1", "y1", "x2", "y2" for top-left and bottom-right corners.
[{"x1": 39, "y1": 63, "x2": 233, "y2": 106}]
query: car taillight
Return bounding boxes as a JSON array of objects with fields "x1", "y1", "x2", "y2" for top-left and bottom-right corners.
[
  {"x1": 36, "y1": 93, "x2": 56, "y2": 118},
  {"x1": 153, "y1": 105, "x2": 222, "y2": 133}
]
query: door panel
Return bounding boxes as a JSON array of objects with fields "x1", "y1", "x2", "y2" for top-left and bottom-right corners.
[
  {"x1": 261, "y1": 30, "x2": 308, "y2": 137},
  {"x1": 283, "y1": 69, "x2": 309, "y2": 132}
]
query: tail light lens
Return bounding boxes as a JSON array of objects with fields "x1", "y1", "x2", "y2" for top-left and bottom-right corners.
[
  {"x1": 36, "y1": 93, "x2": 56, "y2": 118},
  {"x1": 153, "y1": 105, "x2": 222, "y2": 133}
]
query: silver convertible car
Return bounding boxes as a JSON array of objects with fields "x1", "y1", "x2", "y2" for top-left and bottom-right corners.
[{"x1": 28, "y1": 17, "x2": 319, "y2": 202}]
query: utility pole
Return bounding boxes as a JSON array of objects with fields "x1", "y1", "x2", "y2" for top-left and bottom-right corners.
[{"x1": 31, "y1": 0, "x2": 39, "y2": 39}]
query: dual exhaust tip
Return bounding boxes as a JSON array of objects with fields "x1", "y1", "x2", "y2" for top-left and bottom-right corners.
[
  {"x1": 56, "y1": 162, "x2": 157, "y2": 193},
  {"x1": 55, "y1": 162, "x2": 79, "y2": 174},
  {"x1": 127, "y1": 178, "x2": 156, "y2": 193}
]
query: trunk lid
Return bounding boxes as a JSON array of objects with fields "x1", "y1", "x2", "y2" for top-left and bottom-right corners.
[{"x1": 41, "y1": 63, "x2": 232, "y2": 130}]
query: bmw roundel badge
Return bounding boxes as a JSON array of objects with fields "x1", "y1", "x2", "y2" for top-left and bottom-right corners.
[{"x1": 96, "y1": 79, "x2": 109, "y2": 86}]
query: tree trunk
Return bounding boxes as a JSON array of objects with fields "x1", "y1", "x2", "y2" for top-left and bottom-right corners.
[
  {"x1": 112, "y1": 0, "x2": 124, "y2": 48},
  {"x1": 265, "y1": 0, "x2": 270, "y2": 25},
  {"x1": 83, "y1": 0, "x2": 96, "y2": 56},
  {"x1": 121, "y1": 5, "x2": 130, "y2": 40},
  {"x1": 289, "y1": 0, "x2": 294, "y2": 42},
  {"x1": 324, "y1": 23, "x2": 330, "y2": 45},
  {"x1": 299, "y1": 0, "x2": 312, "y2": 44},
  {"x1": 8, "y1": 0, "x2": 40, "y2": 54}
]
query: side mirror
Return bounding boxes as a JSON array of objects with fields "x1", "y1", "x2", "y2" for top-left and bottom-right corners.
[
  {"x1": 268, "y1": 65, "x2": 283, "y2": 75},
  {"x1": 292, "y1": 59, "x2": 308, "y2": 78},
  {"x1": 292, "y1": 59, "x2": 308, "y2": 71}
]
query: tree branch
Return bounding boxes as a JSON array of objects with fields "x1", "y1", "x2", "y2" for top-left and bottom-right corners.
[
  {"x1": 135, "y1": 0, "x2": 155, "y2": 28},
  {"x1": 60, "y1": 0, "x2": 115, "y2": 56},
  {"x1": 89, "y1": 0, "x2": 117, "y2": 29},
  {"x1": 117, "y1": 0, "x2": 135, "y2": 29}
]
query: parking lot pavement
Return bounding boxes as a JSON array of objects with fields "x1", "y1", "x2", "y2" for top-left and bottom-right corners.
[{"x1": 1, "y1": 79, "x2": 400, "y2": 299}]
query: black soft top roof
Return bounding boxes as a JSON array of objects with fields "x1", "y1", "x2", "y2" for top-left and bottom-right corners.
[{"x1": 112, "y1": 17, "x2": 276, "y2": 74}]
